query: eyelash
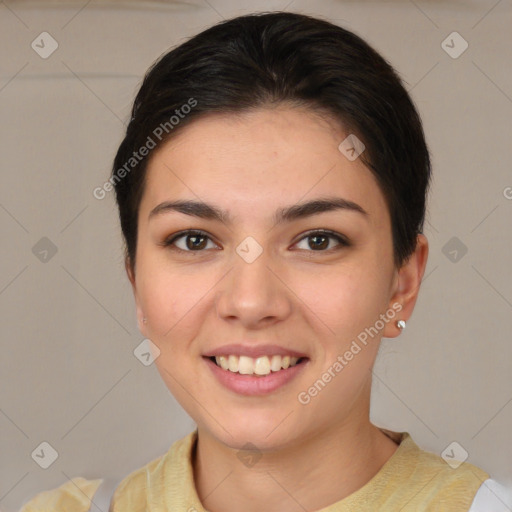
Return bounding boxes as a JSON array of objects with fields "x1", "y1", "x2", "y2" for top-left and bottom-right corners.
[{"x1": 162, "y1": 229, "x2": 350, "y2": 254}]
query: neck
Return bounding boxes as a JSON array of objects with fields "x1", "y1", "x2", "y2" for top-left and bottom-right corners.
[{"x1": 192, "y1": 419, "x2": 399, "y2": 512}]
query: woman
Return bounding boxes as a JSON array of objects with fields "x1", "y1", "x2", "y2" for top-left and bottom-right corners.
[{"x1": 21, "y1": 11, "x2": 510, "y2": 512}]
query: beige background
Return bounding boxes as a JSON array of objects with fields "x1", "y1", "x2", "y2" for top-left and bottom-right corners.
[{"x1": 1, "y1": 0, "x2": 511, "y2": 510}]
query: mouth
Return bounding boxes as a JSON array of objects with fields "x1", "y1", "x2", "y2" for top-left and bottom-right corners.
[{"x1": 205, "y1": 354, "x2": 309, "y2": 377}]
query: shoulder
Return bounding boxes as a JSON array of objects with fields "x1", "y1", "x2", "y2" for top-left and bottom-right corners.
[
  {"x1": 404, "y1": 434, "x2": 490, "y2": 496},
  {"x1": 109, "y1": 451, "x2": 167, "y2": 511},
  {"x1": 20, "y1": 477, "x2": 105, "y2": 512},
  {"x1": 378, "y1": 430, "x2": 491, "y2": 510},
  {"x1": 110, "y1": 430, "x2": 197, "y2": 512},
  {"x1": 20, "y1": 432, "x2": 196, "y2": 512}
]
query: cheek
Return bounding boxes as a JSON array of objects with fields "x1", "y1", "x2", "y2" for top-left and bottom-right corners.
[
  {"x1": 138, "y1": 265, "x2": 205, "y2": 340},
  {"x1": 295, "y1": 262, "x2": 390, "y2": 341}
]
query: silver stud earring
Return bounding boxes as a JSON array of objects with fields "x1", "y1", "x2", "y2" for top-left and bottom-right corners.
[{"x1": 397, "y1": 319, "x2": 406, "y2": 330}]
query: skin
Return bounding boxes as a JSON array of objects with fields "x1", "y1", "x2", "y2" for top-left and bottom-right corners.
[{"x1": 126, "y1": 105, "x2": 429, "y2": 512}]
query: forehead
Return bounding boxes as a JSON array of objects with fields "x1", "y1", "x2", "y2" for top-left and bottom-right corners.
[{"x1": 139, "y1": 107, "x2": 389, "y2": 228}]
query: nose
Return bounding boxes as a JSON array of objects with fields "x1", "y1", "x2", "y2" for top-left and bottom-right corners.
[{"x1": 215, "y1": 246, "x2": 293, "y2": 329}]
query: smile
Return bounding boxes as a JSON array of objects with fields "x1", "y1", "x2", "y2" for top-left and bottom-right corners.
[
  {"x1": 203, "y1": 355, "x2": 309, "y2": 396},
  {"x1": 211, "y1": 354, "x2": 305, "y2": 376}
]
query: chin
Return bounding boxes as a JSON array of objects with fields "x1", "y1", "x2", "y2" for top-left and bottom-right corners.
[{"x1": 201, "y1": 413, "x2": 299, "y2": 452}]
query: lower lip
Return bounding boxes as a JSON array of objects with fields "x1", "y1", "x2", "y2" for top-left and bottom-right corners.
[{"x1": 203, "y1": 357, "x2": 308, "y2": 396}]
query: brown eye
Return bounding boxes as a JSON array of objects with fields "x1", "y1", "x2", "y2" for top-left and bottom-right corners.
[
  {"x1": 294, "y1": 230, "x2": 350, "y2": 252},
  {"x1": 164, "y1": 230, "x2": 218, "y2": 252},
  {"x1": 308, "y1": 234, "x2": 329, "y2": 250}
]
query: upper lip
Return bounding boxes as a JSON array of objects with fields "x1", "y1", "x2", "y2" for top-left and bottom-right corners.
[{"x1": 203, "y1": 344, "x2": 308, "y2": 359}]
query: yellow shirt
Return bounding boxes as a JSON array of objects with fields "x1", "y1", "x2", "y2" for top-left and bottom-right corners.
[{"x1": 21, "y1": 428, "x2": 490, "y2": 512}]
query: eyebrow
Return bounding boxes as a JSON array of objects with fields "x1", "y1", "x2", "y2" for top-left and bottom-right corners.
[{"x1": 148, "y1": 196, "x2": 368, "y2": 225}]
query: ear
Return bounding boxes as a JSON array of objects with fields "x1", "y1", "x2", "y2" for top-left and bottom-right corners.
[
  {"x1": 125, "y1": 257, "x2": 147, "y2": 335},
  {"x1": 383, "y1": 234, "x2": 429, "y2": 338}
]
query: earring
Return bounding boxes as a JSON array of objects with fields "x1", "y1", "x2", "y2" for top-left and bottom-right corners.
[
  {"x1": 396, "y1": 319, "x2": 406, "y2": 330},
  {"x1": 142, "y1": 317, "x2": 147, "y2": 324}
]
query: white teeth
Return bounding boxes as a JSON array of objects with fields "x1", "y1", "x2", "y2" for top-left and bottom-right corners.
[
  {"x1": 213, "y1": 354, "x2": 302, "y2": 375},
  {"x1": 228, "y1": 355, "x2": 238, "y2": 372},
  {"x1": 270, "y1": 355, "x2": 282, "y2": 372},
  {"x1": 238, "y1": 356, "x2": 254, "y2": 375},
  {"x1": 254, "y1": 356, "x2": 270, "y2": 376},
  {"x1": 218, "y1": 355, "x2": 229, "y2": 370}
]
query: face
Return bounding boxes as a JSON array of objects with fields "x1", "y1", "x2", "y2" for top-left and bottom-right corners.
[{"x1": 128, "y1": 106, "x2": 411, "y2": 451}]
